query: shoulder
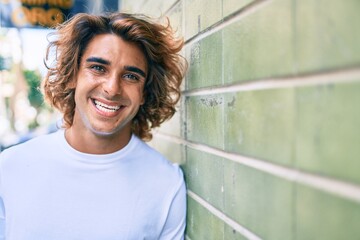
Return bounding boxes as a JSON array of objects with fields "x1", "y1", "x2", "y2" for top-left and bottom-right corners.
[
  {"x1": 2, "y1": 130, "x2": 59, "y2": 153},
  {"x1": 0, "y1": 130, "x2": 60, "y2": 167},
  {"x1": 132, "y1": 136, "x2": 185, "y2": 185}
]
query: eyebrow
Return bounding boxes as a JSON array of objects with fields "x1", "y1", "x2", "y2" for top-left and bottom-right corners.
[
  {"x1": 86, "y1": 57, "x2": 110, "y2": 65},
  {"x1": 124, "y1": 65, "x2": 147, "y2": 78},
  {"x1": 85, "y1": 57, "x2": 146, "y2": 78}
]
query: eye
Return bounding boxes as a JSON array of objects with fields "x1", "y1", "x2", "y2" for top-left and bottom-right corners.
[
  {"x1": 123, "y1": 73, "x2": 140, "y2": 81},
  {"x1": 90, "y1": 65, "x2": 106, "y2": 73}
]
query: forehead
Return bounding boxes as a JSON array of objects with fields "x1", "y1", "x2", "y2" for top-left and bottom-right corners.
[{"x1": 82, "y1": 34, "x2": 147, "y2": 71}]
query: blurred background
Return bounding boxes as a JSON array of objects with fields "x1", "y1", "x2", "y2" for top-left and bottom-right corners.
[{"x1": 0, "y1": 0, "x2": 119, "y2": 149}]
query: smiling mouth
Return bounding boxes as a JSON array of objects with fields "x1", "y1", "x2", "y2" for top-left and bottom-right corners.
[{"x1": 92, "y1": 99, "x2": 122, "y2": 113}]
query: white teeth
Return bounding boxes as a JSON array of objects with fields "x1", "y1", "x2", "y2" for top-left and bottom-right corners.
[{"x1": 94, "y1": 100, "x2": 121, "y2": 112}]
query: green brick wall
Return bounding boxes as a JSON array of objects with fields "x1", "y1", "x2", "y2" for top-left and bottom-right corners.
[{"x1": 121, "y1": 0, "x2": 360, "y2": 239}]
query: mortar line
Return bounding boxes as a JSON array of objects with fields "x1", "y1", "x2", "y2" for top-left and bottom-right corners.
[
  {"x1": 291, "y1": 0, "x2": 298, "y2": 234},
  {"x1": 163, "y1": 0, "x2": 181, "y2": 16},
  {"x1": 156, "y1": 133, "x2": 360, "y2": 204},
  {"x1": 187, "y1": 190, "x2": 263, "y2": 240},
  {"x1": 182, "y1": 67, "x2": 360, "y2": 96},
  {"x1": 184, "y1": 0, "x2": 271, "y2": 45}
]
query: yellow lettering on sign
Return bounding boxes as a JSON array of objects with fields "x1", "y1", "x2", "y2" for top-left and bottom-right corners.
[
  {"x1": 11, "y1": 6, "x2": 29, "y2": 27},
  {"x1": 21, "y1": 0, "x2": 46, "y2": 5},
  {"x1": 61, "y1": 0, "x2": 73, "y2": 9},
  {"x1": 27, "y1": 7, "x2": 46, "y2": 25},
  {"x1": 48, "y1": 0, "x2": 72, "y2": 9},
  {"x1": 20, "y1": 0, "x2": 73, "y2": 8},
  {"x1": 46, "y1": 8, "x2": 64, "y2": 26},
  {"x1": 11, "y1": 6, "x2": 64, "y2": 27}
]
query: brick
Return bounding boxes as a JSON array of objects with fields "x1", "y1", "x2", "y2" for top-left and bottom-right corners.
[
  {"x1": 185, "y1": 95, "x2": 224, "y2": 149},
  {"x1": 166, "y1": 1, "x2": 183, "y2": 39},
  {"x1": 224, "y1": 89, "x2": 295, "y2": 166},
  {"x1": 223, "y1": 160, "x2": 294, "y2": 240},
  {"x1": 223, "y1": 0, "x2": 254, "y2": 17},
  {"x1": 120, "y1": 0, "x2": 130, "y2": 11},
  {"x1": 120, "y1": 0, "x2": 146, "y2": 13},
  {"x1": 121, "y1": 0, "x2": 182, "y2": 33},
  {"x1": 185, "y1": 42, "x2": 201, "y2": 90},
  {"x1": 223, "y1": 160, "x2": 294, "y2": 239},
  {"x1": 224, "y1": 224, "x2": 249, "y2": 240},
  {"x1": 122, "y1": 0, "x2": 177, "y2": 17},
  {"x1": 184, "y1": 0, "x2": 222, "y2": 39},
  {"x1": 296, "y1": 184, "x2": 360, "y2": 240},
  {"x1": 223, "y1": 0, "x2": 295, "y2": 84},
  {"x1": 156, "y1": 108, "x2": 182, "y2": 137},
  {"x1": 148, "y1": 135, "x2": 184, "y2": 164},
  {"x1": 295, "y1": 0, "x2": 360, "y2": 73},
  {"x1": 186, "y1": 197, "x2": 225, "y2": 239},
  {"x1": 185, "y1": 31, "x2": 223, "y2": 90},
  {"x1": 295, "y1": 82, "x2": 360, "y2": 184},
  {"x1": 182, "y1": 148, "x2": 224, "y2": 211}
]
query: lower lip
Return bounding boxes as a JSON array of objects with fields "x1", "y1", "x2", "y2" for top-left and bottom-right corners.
[{"x1": 91, "y1": 99, "x2": 124, "y2": 118}]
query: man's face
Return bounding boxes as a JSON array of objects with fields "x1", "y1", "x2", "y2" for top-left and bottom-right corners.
[{"x1": 71, "y1": 33, "x2": 147, "y2": 138}]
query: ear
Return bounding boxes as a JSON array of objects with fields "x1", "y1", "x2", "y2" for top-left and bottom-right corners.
[{"x1": 68, "y1": 78, "x2": 77, "y2": 89}]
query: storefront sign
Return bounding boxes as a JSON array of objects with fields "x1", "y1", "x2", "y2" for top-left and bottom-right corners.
[{"x1": 0, "y1": 0, "x2": 88, "y2": 28}]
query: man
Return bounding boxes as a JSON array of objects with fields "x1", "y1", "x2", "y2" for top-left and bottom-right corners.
[{"x1": 0, "y1": 12, "x2": 187, "y2": 239}]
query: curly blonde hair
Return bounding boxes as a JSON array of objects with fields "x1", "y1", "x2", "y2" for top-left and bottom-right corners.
[{"x1": 43, "y1": 12, "x2": 186, "y2": 141}]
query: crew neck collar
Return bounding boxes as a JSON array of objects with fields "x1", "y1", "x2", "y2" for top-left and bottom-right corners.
[{"x1": 57, "y1": 129, "x2": 139, "y2": 164}]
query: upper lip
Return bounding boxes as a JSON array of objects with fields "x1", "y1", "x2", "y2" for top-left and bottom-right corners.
[{"x1": 92, "y1": 98, "x2": 124, "y2": 109}]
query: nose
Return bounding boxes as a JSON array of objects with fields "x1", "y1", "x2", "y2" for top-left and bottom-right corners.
[{"x1": 103, "y1": 75, "x2": 121, "y2": 97}]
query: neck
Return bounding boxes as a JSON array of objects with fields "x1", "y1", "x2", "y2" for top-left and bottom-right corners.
[{"x1": 65, "y1": 127, "x2": 132, "y2": 154}]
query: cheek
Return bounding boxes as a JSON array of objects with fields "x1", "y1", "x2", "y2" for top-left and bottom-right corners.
[
  {"x1": 131, "y1": 91, "x2": 145, "y2": 105},
  {"x1": 77, "y1": 69, "x2": 102, "y2": 85},
  {"x1": 139, "y1": 86, "x2": 146, "y2": 105},
  {"x1": 140, "y1": 92, "x2": 145, "y2": 105},
  {"x1": 127, "y1": 84, "x2": 146, "y2": 104}
]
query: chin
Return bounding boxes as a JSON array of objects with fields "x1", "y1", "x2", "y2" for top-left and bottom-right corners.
[
  {"x1": 88, "y1": 126, "x2": 119, "y2": 137},
  {"x1": 89, "y1": 123, "x2": 130, "y2": 138},
  {"x1": 92, "y1": 129, "x2": 116, "y2": 137}
]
